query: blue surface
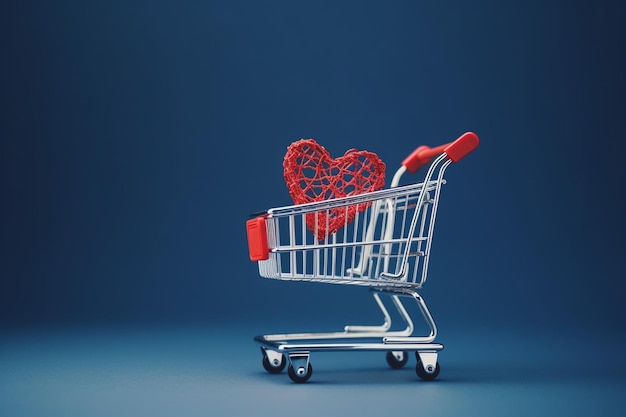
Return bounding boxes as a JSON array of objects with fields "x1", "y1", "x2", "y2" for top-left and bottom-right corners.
[{"x1": 1, "y1": 322, "x2": 624, "y2": 416}]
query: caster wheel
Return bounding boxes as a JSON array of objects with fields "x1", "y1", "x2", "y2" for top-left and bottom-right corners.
[
  {"x1": 416, "y1": 360, "x2": 440, "y2": 381},
  {"x1": 386, "y1": 351, "x2": 409, "y2": 369},
  {"x1": 262, "y1": 352, "x2": 286, "y2": 374},
  {"x1": 287, "y1": 363, "x2": 313, "y2": 383}
]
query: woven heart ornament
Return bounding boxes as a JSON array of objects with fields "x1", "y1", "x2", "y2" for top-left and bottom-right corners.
[{"x1": 283, "y1": 138, "x2": 386, "y2": 240}]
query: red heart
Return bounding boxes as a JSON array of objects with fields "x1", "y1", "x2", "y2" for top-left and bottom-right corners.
[{"x1": 283, "y1": 138, "x2": 386, "y2": 240}]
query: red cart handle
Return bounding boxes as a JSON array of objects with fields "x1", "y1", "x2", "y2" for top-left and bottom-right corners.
[{"x1": 402, "y1": 132, "x2": 480, "y2": 173}]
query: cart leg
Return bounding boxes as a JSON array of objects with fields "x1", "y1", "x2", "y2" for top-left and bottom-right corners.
[
  {"x1": 412, "y1": 291, "x2": 437, "y2": 341},
  {"x1": 344, "y1": 292, "x2": 414, "y2": 337},
  {"x1": 382, "y1": 290, "x2": 437, "y2": 344},
  {"x1": 344, "y1": 292, "x2": 392, "y2": 333},
  {"x1": 390, "y1": 294, "x2": 416, "y2": 333}
]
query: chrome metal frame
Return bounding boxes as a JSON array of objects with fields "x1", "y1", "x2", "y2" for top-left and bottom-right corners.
[{"x1": 253, "y1": 152, "x2": 455, "y2": 382}]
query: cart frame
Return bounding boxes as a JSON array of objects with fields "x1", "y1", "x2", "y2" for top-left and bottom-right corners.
[{"x1": 247, "y1": 132, "x2": 479, "y2": 383}]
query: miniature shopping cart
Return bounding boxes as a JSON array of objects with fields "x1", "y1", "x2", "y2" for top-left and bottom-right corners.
[{"x1": 246, "y1": 132, "x2": 479, "y2": 383}]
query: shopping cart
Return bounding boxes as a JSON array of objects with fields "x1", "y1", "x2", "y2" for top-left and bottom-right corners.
[{"x1": 246, "y1": 132, "x2": 479, "y2": 383}]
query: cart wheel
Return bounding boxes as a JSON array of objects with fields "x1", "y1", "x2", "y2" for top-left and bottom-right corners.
[
  {"x1": 416, "y1": 360, "x2": 440, "y2": 381},
  {"x1": 262, "y1": 352, "x2": 286, "y2": 374},
  {"x1": 386, "y1": 351, "x2": 409, "y2": 369},
  {"x1": 287, "y1": 363, "x2": 313, "y2": 383}
]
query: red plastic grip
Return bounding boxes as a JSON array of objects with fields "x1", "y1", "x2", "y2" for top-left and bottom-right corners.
[
  {"x1": 402, "y1": 143, "x2": 448, "y2": 173},
  {"x1": 402, "y1": 132, "x2": 479, "y2": 173},
  {"x1": 444, "y1": 132, "x2": 479, "y2": 163},
  {"x1": 246, "y1": 216, "x2": 269, "y2": 261}
]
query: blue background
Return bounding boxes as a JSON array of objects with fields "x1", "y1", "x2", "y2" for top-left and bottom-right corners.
[{"x1": 1, "y1": 1, "x2": 625, "y2": 416}]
